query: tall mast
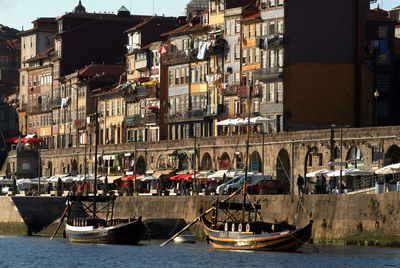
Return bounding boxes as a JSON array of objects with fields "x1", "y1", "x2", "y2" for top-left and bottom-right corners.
[
  {"x1": 242, "y1": 80, "x2": 252, "y2": 222},
  {"x1": 93, "y1": 97, "x2": 99, "y2": 218}
]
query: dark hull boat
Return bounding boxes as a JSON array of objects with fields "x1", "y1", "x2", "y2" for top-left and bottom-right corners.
[
  {"x1": 202, "y1": 216, "x2": 313, "y2": 251},
  {"x1": 66, "y1": 217, "x2": 147, "y2": 244}
]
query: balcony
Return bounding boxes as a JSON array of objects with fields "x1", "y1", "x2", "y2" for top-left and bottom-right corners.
[
  {"x1": 124, "y1": 85, "x2": 158, "y2": 100},
  {"x1": 98, "y1": 166, "x2": 120, "y2": 175},
  {"x1": 49, "y1": 98, "x2": 62, "y2": 108},
  {"x1": 165, "y1": 110, "x2": 205, "y2": 123},
  {"x1": 134, "y1": 58, "x2": 149, "y2": 70},
  {"x1": 162, "y1": 50, "x2": 196, "y2": 65},
  {"x1": 221, "y1": 84, "x2": 238, "y2": 96},
  {"x1": 27, "y1": 104, "x2": 51, "y2": 115},
  {"x1": 205, "y1": 104, "x2": 223, "y2": 117},
  {"x1": 257, "y1": 34, "x2": 284, "y2": 49},
  {"x1": 255, "y1": 67, "x2": 283, "y2": 81},
  {"x1": 125, "y1": 114, "x2": 158, "y2": 127},
  {"x1": 74, "y1": 119, "x2": 85, "y2": 130}
]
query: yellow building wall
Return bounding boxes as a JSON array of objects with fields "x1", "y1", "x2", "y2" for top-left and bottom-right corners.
[
  {"x1": 40, "y1": 126, "x2": 52, "y2": 137},
  {"x1": 284, "y1": 62, "x2": 357, "y2": 127}
]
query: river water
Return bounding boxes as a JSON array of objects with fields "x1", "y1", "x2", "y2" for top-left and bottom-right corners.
[{"x1": 0, "y1": 236, "x2": 399, "y2": 268}]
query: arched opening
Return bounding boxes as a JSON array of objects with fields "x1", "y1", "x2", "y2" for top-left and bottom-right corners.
[
  {"x1": 384, "y1": 145, "x2": 400, "y2": 165},
  {"x1": 304, "y1": 147, "x2": 321, "y2": 177},
  {"x1": 136, "y1": 156, "x2": 146, "y2": 175},
  {"x1": 333, "y1": 147, "x2": 341, "y2": 159},
  {"x1": 46, "y1": 161, "x2": 53, "y2": 177},
  {"x1": 276, "y1": 149, "x2": 291, "y2": 194},
  {"x1": 219, "y1": 152, "x2": 231, "y2": 170},
  {"x1": 250, "y1": 151, "x2": 262, "y2": 172},
  {"x1": 200, "y1": 153, "x2": 213, "y2": 171},
  {"x1": 158, "y1": 155, "x2": 167, "y2": 170},
  {"x1": 178, "y1": 153, "x2": 189, "y2": 171},
  {"x1": 346, "y1": 146, "x2": 364, "y2": 169},
  {"x1": 235, "y1": 152, "x2": 244, "y2": 171}
]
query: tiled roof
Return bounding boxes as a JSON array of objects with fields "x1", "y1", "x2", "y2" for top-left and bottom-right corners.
[
  {"x1": 367, "y1": 10, "x2": 395, "y2": 22},
  {"x1": 24, "y1": 47, "x2": 54, "y2": 63},
  {"x1": 79, "y1": 64, "x2": 125, "y2": 77},
  {"x1": 239, "y1": 11, "x2": 261, "y2": 22}
]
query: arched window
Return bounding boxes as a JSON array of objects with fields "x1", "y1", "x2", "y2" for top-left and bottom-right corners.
[{"x1": 346, "y1": 146, "x2": 364, "y2": 169}]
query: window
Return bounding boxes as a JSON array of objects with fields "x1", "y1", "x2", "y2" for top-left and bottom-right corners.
[
  {"x1": 117, "y1": 100, "x2": 121, "y2": 115},
  {"x1": 255, "y1": 23, "x2": 260, "y2": 37},
  {"x1": 278, "y1": 0, "x2": 283, "y2": 6},
  {"x1": 219, "y1": 0, "x2": 224, "y2": 11},
  {"x1": 22, "y1": 75, "x2": 25, "y2": 86},
  {"x1": 269, "y1": 22, "x2": 275, "y2": 35},
  {"x1": 169, "y1": 70, "x2": 174, "y2": 86},
  {"x1": 249, "y1": 24, "x2": 253, "y2": 38},
  {"x1": 225, "y1": 20, "x2": 231, "y2": 35},
  {"x1": 235, "y1": 20, "x2": 240, "y2": 33},
  {"x1": 235, "y1": 45, "x2": 240, "y2": 60},
  {"x1": 249, "y1": 49, "x2": 253, "y2": 64},
  {"x1": 261, "y1": 84, "x2": 267, "y2": 102},
  {"x1": 262, "y1": 22, "x2": 267, "y2": 36},
  {"x1": 242, "y1": 49, "x2": 247, "y2": 64},
  {"x1": 278, "y1": 49, "x2": 284, "y2": 67},
  {"x1": 270, "y1": 0, "x2": 276, "y2": 7},
  {"x1": 269, "y1": 50, "x2": 276, "y2": 68},
  {"x1": 180, "y1": 68, "x2": 185, "y2": 84},
  {"x1": 268, "y1": 83, "x2": 275, "y2": 102},
  {"x1": 211, "y1": 0, "x2": 216, "y2": 12},
  {"x1": 186, "y1": 67, "x2": 190, "y2": 83},
  {"x1": 277, "y1": 20, "x2": 284, "y2": 34},
  {"x1": 175, "y1": 69, "x2": 180, "y2": 84},
  {"x1": 106, "y1": 102, "x2": 110, "y2": 116},
  {"x1": 243, "y1": 25, "x2": 247, "y2": 39},
  {"x1": 277, "y1": 82, "x2": 283, "y2": 102},
  {"x1": 255, "y1": 49, "x2": 260, "y2": 63},
  {"x1": 379, "y1": 26, "x2": 388, "y2": 39},
  {"x1": 261, "y1": 51, "x2": 267, "y2": 68}
]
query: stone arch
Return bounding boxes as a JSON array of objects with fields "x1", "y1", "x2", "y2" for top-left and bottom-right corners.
[
  {"x1": 234, "y1": 152, "x2": 244, "y2": 171},
  {"x1": 136, "y1": 156, "x2": 146, "y2": 175},
  {"x1": 47, "y1": 161, "x2": 53, "y2": 177},
  {"x1": 219, "y1": 152, "x2": 231, "y2": 170},
  {"x1": 200, "y1": 153, "x2": 213, "y2": 171},
  {"x1": 276, "y1": 149, "x2": 291, "y2": 194},
  {"x1": 304, "y1": 147, "x2": 321, "y2": 179},
  {"x1": 178, "y1": 153, "x2": 189, "y2": 171},
  {"x1": 71, "y1": 159, "x2": 78, "y2": 176},
  {"x1": 346, "y1": 146, "x2": 364, "y2": 169},
  {"x1": 250, "y1": 151, "x2": 262, "y2": 172},
  {"x1": 157, "y1": 155, "x2": 167, "y2": 169},
  {"x1": 384, "y1": 145, "x2": 400, "y2": 165}
]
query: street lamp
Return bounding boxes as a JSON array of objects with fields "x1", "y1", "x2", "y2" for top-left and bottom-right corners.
[{"x1": 374, "y1": 90, "x2": 380, "y2": 126}]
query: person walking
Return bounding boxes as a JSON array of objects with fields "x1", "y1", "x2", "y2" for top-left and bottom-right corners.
[{"x1": 297, "y1": 174, "x2": 304, "y2": 195}]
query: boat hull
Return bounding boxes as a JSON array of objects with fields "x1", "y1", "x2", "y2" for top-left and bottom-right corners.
[
  {"x1": 202, "y1": 218, "x2": 313, "y2": 251},
  {"x1": 66, "y1": 219, "x2": 147, "y2": 244}
]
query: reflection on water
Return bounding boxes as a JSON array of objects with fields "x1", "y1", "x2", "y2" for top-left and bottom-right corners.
[{"x1": 0, "y1": 236, "x2": 399, "y2": 268}]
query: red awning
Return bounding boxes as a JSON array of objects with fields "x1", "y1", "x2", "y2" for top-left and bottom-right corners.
[
  {"x1": 5, "y1": 137, "x2": 18, "y2": 143},
  {"x1": 121, "y1": 175, "x2": 142, "y2": 181},
  {"x1": 21, "y1": 137, "x2": 44, "y2": 143},
  {"x1": 170, "y1": 173, "x2": 200, "y2": 181}
]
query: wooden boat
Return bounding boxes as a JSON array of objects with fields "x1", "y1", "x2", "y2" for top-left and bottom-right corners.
[
  {"x1": 201, "y1": 201, "x2": 313, "y2": 251},
  {"x1": 162, "y1": 83, "x2": 313, "y2": 251},
  {"x1": 51, "y1": 98, "x2": 147, "y2": 244},
  {"x1": 64, "y1": 196, "x2": 147, "y2": 244}
]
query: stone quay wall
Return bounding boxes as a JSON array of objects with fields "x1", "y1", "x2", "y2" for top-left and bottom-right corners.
[{"x1": 1, "y1": 192, "x2": 400, "y2": 244}]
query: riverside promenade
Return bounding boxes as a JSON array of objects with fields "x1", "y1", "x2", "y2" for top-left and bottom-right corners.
[{"x1": 1, "y1": 191, "x2": 400, "y2": 246}]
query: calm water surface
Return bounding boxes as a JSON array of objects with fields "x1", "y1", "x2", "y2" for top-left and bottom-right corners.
[{"x1": 0, "y1": 236, "x2": 399, "y2": 268}]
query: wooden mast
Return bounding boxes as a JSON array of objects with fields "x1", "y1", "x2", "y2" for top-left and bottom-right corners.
[
  {"x1": 93, "y1": 97, "x2": 99, "y2": 218},
  {"x1": 242, "y1": 80, "x2": 253, "y2": 222}
]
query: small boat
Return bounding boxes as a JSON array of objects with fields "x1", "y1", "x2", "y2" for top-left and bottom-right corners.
[
  {"x1": 64, "y1": 195, "x2": 147, "y2": 244},
  {"x1": 51, "y1": 98, "x2": 147, "y2": 244},
  {"x1": 173, "y1": 230, "x2": 195, "y2": 244},
  {"x1": 161, "y1": 84, "x2": 313, "y2": 251},
  {"x1": 201, "y1": 201, "x2": 312, "y2": 251}
]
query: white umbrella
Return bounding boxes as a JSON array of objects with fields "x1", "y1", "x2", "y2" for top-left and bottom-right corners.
[
  {"x1": 375, "y1": 163, "x2": 400, "y2": 175},
  {"x1": 242, "y1": 116, "x2": 273, "y2": 125},
  {"x1": 141, "y1": 175, "x2": 158, "y2": 181},
  {"x1": 216, "y1": 119, "x2": 232, "y2": 126},
  {"x1": 327, "y1": 168, "x2": 374, "y2": 177},
  {"x1": 306, "y1": 169, "x2": 333, "y2": 178},
  {"x1": 230, "y1": 118, "x2": 246, "y2": 126},
  {"x1": 209, "y1": 170, "x2": 227, "y2": 180}
]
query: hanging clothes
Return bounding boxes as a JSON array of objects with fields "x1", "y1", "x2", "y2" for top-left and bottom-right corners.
[
  {"x1": 379, "y1": 40, "x2": 388, "y2": 54},
  {"x1": 197, "y1": 41, "x2": 207, "y2": 60}
]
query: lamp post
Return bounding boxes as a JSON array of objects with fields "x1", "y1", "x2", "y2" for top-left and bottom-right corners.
[{"x1": 374, "y1": 90, "x2": 380, "y2": 126}]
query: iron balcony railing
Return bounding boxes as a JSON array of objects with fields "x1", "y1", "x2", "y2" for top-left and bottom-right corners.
[
  {"x1": 125, "y1": 114, "x2": 158, "y2": 127},
  {"x1": 255, "y1": 67, "x2": 284, "y2": 81}
]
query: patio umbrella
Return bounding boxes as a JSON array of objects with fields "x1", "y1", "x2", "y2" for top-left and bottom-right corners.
[
  {"x1": 326, "y1": 168, "x2": 374, "y2": 177},
  {"x1": 375, "y1": 163, "x2": 400, "y2": 175},
  {"x1": 306, "y1": 169, "x2": 333, "y2": 178},
  {"x1": 216, "y1": 119, "x2": 233, "y2": 126}
]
